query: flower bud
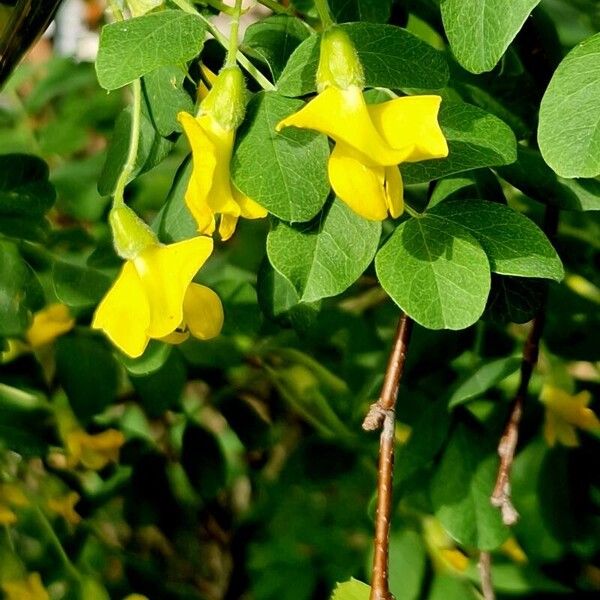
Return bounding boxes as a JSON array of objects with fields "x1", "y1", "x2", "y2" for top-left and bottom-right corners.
[
  {"x1": 316, "y1": 27, "x2": 364, "y2": 92},
  {"x1": 200, "y1": 65, "x2": 247, "y2": 130},
  {"x1": 109, "y1": 205, "x2": 157, "y2": 260}
]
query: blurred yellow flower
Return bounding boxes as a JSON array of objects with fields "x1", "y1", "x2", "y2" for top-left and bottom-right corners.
[
  {"x1": 66, "y1": 429, "x2": 125, "y2": 470},
  {"x1": 540, "y1": 385, "x2": 600, "y2": 447},
  {"x1": 26, "y1": 304, "x2": 74, "y2": 348},
  {"x1": 0, "y1": 484, "x2": 28, "y2": 526},
  {"x1": 179, "y1": 66, "x2": 267, "y2": 241},
  {"x1": 1, "y1": 573, "x2": 49, "y2": 600},
  {"x1": 422, "y1": 516, "x2": 469, "y2": 574},
  {"x1": 93, "y1": 211, "x2": 223, "y2": 358},
  {"x1": 276, "y1": 28, "x2": 448, "y2": 221},
  {"x1": 47, "y1": 491, "x2": 81, "y2": 525}
]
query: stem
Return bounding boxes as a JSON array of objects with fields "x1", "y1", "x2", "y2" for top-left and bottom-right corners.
[
  {"x1": 363, "y1": 313, "x2": 413, "y2": 600},
  {"x1": 258, "y1": 0, "x2": 293, "y2": 14},
  {"x1": 171, "y1": 0, "x2": 276, "y2": 90},
  {"x1": 478, "y1": 552, "x2": 495, "y2": 600},
  {"x1": 490, "y1": 205, "x2": 559, "y2": 526},
  {"x1": 112, "y1": 78, "x2": 142, "y2": 208},
  {"x1": 226, "y1": 0, "x2": 243, "y2": 67},
  {"x1": 314, "y1": 0, "x2": 334, "y2": 29},
  {"x1": 33, "y1": 505, "x2": 81, "y2": 582}
]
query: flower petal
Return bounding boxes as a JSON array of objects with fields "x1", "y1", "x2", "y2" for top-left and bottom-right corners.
[
  {"x1": 26, "y1": 303, "x2": 75, "y2": 348},
  {"x1": 368, "y1": 95, "x2": 448, "y2": 162},
  {"x1": 233, "y1": 184, "x2": 268, "y2": 219},
  {"x1": 183, "y1": 283, "x2": 224, "y2": 340},
  {"x1": 92, "y1": 262, "x2": 150, "y2": 358},
  {"x1": 277, "y1": 86, "x2": 405, "y2": 166},
  {"x1": 328, "y1": 143, "x2": 388, "y2": 220},
  {"x1": 219, "y1": 213, "x2": 239, "y2": 241},
  {"x1": 136, "y1": 237, "x2": 214, "y2": 339},
  {"x1": 384, "y1": 165, "x2": 404, "y2": 218}
]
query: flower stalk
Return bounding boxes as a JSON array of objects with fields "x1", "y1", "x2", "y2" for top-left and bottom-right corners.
[{"x1": 314, "y1": 0, "x2": 334, "y2": 29}]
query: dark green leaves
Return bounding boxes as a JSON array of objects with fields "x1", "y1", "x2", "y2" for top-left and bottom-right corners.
[
  {"x1": 331, "y1": 579, "x2": 370, "y2": 600},
  {"x1": 52, "y1": 261, "x2": 112, "y2": 308},
  {"x1": 232, "y1": 92, "x2": 330, "y2": 222},
  {"x1": 0, "y1": 154, "x2": 55, "y2": 240},
  {"x1": 376, "y1": 215, "x2": 491, "y2": 330},
  {"x1": 330, "y1": 0, "x2": 392, "y2": 23},
  {"x1": 96, "y1": 11, "x2": 206, "y2": 90},
  {"x1": 267, "y1": 199, "x2": 381, "y2": 302},
  {"x1": 538, "y1": 32, "x2": 600, "y2": 178},
  {"x1": 441, "y1": 0, "x2": 541, "y2": 73},
  {"x1": 431, "y1": 424, "x2": 509, "y2": 550},
  {"x1": 403, "y1": 102, "x2": 517, "y2": 185},
  {"x1": 277, "y1": 23, "x2": 448, "y2": 96}
]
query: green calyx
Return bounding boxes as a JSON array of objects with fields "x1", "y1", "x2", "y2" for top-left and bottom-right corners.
[
  {"x1": 200, "y1": 66, "x2": 247, "y2": 130},
  {"x1": 109, "y1": 205, "x2": 157, "y2": 260},
  {"x1": 316, "y1": 27, "x2": 364, "y2": 92}
]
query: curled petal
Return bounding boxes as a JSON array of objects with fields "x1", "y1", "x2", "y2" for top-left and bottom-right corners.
[
  {"x1": 384, "y1": 165, "x2": 404, "y2": 219},
  {"x1": 92, "y1": 262, "x2": 150, "y2": 358},
  {"x1": 277, "y1": 86, "x2": 405, "y2": 166},
  {"x1": 135, "y1": 237, "x2": 214, "y2": 339},
  {"x1": 233, "y1": 185, "x2": 268, "y2": 219},
  {"x1": 219, "y1": 213, "x2": 239, "y2": 241},
  {"x1": 183, "y1": 283, "x2": 224, "y2": 340},
  {"x1": 328, "y1": 143, "x2": 388, "y2": 220},
  {"x1": 368, "y1": 95, "x2": 448, "y2": 162},
  {"x1": 26, "y1": 303, "x2": 74, "y2": 348}
]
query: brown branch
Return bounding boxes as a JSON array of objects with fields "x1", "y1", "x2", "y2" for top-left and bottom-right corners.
[
  {"x1": 363, "y1": 313, "x2": 413, "y2": 600},
  {"x1": 490, "y1": 205, "x2": 559, "y2": 526},
  {"x1": 478, "y1": 552, "x2": 495, "y2": 600}
]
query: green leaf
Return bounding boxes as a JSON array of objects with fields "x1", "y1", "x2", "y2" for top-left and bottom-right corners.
[
  {"x1": 0, "y1": 154, "x2": 55, "y2": 241},
  {"x1": 118, "y1": 341, "x2": 172, "y2": 376},
  {"x1": 375, "y1": 216, "x2": 491, "y2": 330},
  {"x1": 99, "y1": 107, "x2": 173, "y2": 197},
  {"x1": 428, "y1": 575, "x2": 479, "y2": 600},
  {"x1": 403, "y1": 101, "x2": 517, "y2": 185},
  {"x1": 143, "y1": 65, "x2": 194, "y2": 137},
  {"x1": 55, "y1": 334, "x2": 120, "y2": 423},
  {"x1": 331, "y1": 579, "x2": 370, "y2": 600},
  {"x1": 449, "y1": 356, "x2": 521, "y2": 408},
  {"x1": 498, "y1": 147, "x2": 600, "y2": 212},
  {"x1": 330, "y1": 0, "x2": 392, "y2": 23},
  {"x1": 232, "y1": 91, "x2": 330, "y2": 222},
  {"x1": 277, "y1": 22, "x2": 448, "y2": 97},
  {"x1": 242, "y1": 15, "x2": 310, "y2": 80},
  {"x1": 267, "y1": 199, "x2": 381, "y2": 302},
  {"x1": 538, "y1": 32, "x2": 600, "y2": 178},
  {"x1": 485, "y1": 275, "x2": 545, "y2": 324},
  {"x1": 52, "y1": 261, "x2": 112, "y2": 308},
  {"x1": 96, "y1": 11, "x2": 206, "y2": 90},
  {"x1": 387, "y1": 530, "x2": 427, "y2": 600},
  {"x1": 440, "y1": 0, "x2": 541, "y2": 73},
  {"x1": 429, "y1": 170, "x2": 505, "y2": 208},
  {"x1": 430, "y1": 424, "x2": 510, "y2": 550},
  {"x1": 429, "y1": 199, "x2": 563, "y2": 281},
  {"x1": 0, "y1": 241, "x2": 43, "y2": 337}
]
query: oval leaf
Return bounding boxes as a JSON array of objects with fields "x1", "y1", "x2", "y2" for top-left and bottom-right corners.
[
  {"x1": 232, "y1": 91, "x2": 330, "y2": 222},
  {"x1": 277, "y1": 22, "x2": 448, "y2": 97},
  {"x1": 538, "y1": 32, "x2": 600, "y2": 178},
  {"x1": 429, "y1": 199, "x2": 564, "y2": 281},
  {"x1": 267, "y1": 199, "x2": 381, "y2": 302},
  {"x1": 375, "y1": 216, "x2": 491, "y2": 330},
  {"x1": 96, "y1": 11, "x2": 206, "y2": 90}
]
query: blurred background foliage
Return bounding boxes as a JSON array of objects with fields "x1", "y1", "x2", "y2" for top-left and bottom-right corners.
[{"x1": 0, "y1": 0, "x2": 599, "y2": 599}]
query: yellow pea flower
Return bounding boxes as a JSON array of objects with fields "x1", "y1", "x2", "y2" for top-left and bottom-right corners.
[
  {"x1": 47, "y1": 491, "x2": 81, "y2": 525},
  {"x1": 0, "y1": 483, "x2": 28, "y2": 526},
  {"x1": 65, "y1": 428, "x2": 125, "y2": 470},
  {"x1": 179, "y1": 66, "x2": 267, "y2": 241},
  {"x1": 1, "y1": 573, "x2": 49, "y2": 600},
  {"x1": 422, "y1": 516, "x2": 469, "y2": 574},
  {"x1": 26, "y1": 303, "x2": 75, "y2": 348},
  {"x1": 540, "y1": 384, "x2": 600, "y2": 447},
  {"x1": 92, "y1": 206, "x2": 224, "y2": 358},
  {"x1": 276, "y1": 27, "x2": 448, "y2": 220}
]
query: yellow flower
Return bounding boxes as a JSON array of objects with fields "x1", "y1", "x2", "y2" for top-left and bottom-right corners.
[
  {"x1": 0, "y1": 484, "x2": 29, "y2": 526},
  {"x1": 0, "y1": 505, "x2": 16, "y2": 526},
  {"x1": 66, "y1": 428, "x2": 125, "y2": 470},
  {"x1": 422, "y1": 516, "x2": 469, "y2": 574},
  {"x1": 1, "y1": 573, "x2": 49, "y2": 600},
  {"x1": 26, "y1": 304, "x2": 75, "y2": 348},
  {"x1": 47, "y1": 491, "x2": 81, "y2": 525},
  {"x1": 178, "y1": 66, "x2": 267, "y2": 241},
  {"x1": 92, "y1": 207, "x2": 223, "y2": 358},
  {"x1": 276, "y1": 27, "x2": 448, "y2": 221},
  {"x1": 540, "y1": 385, "x2": 600, "y2": 447}
]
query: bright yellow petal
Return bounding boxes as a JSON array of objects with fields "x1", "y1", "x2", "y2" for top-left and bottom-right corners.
[
  {"x1": 384, "y1": 165, "x2": 404, "y2": 218},
  {"x1": 135, "y1": 237, "x2": 213, "y2": 339},
  {"x1": 368, "y1": 95, "x2": 449, "y2": 162},
  {"x1": 2, "y1": 573, "x2": 49, "y2": 600},
  {"x1": 328, "y1": 143, "x2": 388, "y2": 220},
  {"x1": 47, "y1": 492, "x2": 81, "y2": 525},
  {"x1": 277, "y1": 86, "x2": 405, "y2": 166},
  {"x1": 92, "y1": 262, "x2": 150, "y2": 359},
  {"x1": 0, "y1": 505, "x2": 17, "y2": 525},
  {"x1": 219, "y1": 213, "x2": 239, "y2": 241},
  {"x1": 26, "y1": 304, "x2": 75, "y2": 348},
  {"x1": 197, "y1": 64, "x2": 218, "y2": 101},
  {"x1": 161, "y1": 330, "x2": 190, "y2": 345},
  {"x1": 232, "y1": 185, "x2": 268, "y2": 219},
  {"x1": 183, "y1": 283, "x2": 224, "y2": 340}
]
